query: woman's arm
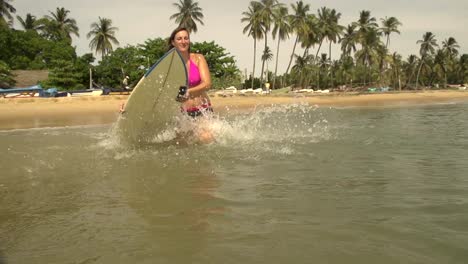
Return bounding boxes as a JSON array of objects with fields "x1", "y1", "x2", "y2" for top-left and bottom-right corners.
[{"x1": 188, "y1": 54, "x2": 212, "y2": 97}]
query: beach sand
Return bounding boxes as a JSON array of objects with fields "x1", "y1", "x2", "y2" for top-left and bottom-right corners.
[{"x1": 1, "y1": 90, "x2": 468, "y2": 130}]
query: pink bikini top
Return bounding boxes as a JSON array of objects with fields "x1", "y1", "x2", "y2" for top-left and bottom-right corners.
[{"x1": 188, "y1": 58, "x2": 201, "y2": 87}]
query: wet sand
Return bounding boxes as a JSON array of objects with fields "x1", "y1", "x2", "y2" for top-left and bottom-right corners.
[{"x1": 1, "y1": 90, "x2": 468, "y2": 130}]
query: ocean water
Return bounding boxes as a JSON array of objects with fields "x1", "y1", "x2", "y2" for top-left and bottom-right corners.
[{"x1": 1, "y1": 102, "x2": 468, "y2": 263}]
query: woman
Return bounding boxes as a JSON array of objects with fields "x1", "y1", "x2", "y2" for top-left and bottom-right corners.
[
  {"x1": 120, "y1": 28, "x2": 215, "y2": 143},
  {"x1": 168, "y1": 27, "x2": 213, "y2": 117},
  {"x1": 169, "y1": 27, "x2": 214, "y2": 143}
]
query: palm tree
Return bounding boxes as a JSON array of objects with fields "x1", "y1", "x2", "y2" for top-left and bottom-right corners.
[
  {"x1": 291, "y1": 54, "x2": 312, "y2": 88},
  {"x1": 340, "y1": 55, "x2": 355, "y2": 88},
  {"x1": 170, "y1": 0, "x2": 204, "y2": 33},
  {"x1": 353, "y1": 10, "x2": 378, "y2": 35},
  {"x1": 404, "y1": 54, "x2": 418, "y2": 88},
  {"x1": 315, "y1": 7, "x2": 343, "y2": 62},
  {"x1": 380, "y1": 16, "x2": 402, "y2": 49},
  {"x1": 16, "y1": 13, "x2": 39, "y2": 31},
  {"x1": 272, "y1": 5, "x2": 290, "y2": 89},
  {"x1": 458, "y1": 54, "x2": 468, "y2": 84},
  {"x1": 255, "y1": 0, "x2": 281, "y2": 86},
  {"x1": 390, "y1": 52, "x2": 402, "y2": 90},
  {"x1": 434, "y1": 49, "x2": 447, "y2": 87},
  {"x1": 0, "y1": 0, "x2": 16, "y2": 27},
  {"x1": 314, "y1": 7, "x2": 329, "y2": 59},
  {"x1": 299, "y1": 14, "x2": 319, "y2": 58},
  {"x1": 242, "y1": 2, "x2": 264, "y2": 88},
  {"x1": 340, "y1": 24, "x2": 358, "y2": 58},
  {"x1": 326, "y1": 9, "x2": 344, "y2": 62},
  {"x1": 44, "y1": 7, "x2": 79, "y2": 42},
  {"x1": 353, "y1": 10, "x2": 379, "y2": 86},
  {"x1": 285, "y1": 0, "x2": 310, "y2": 75},
  {"x1": 87, "y1": 17, "x2": 120, "y2": 58},
  {"x1": 415, "y1": 32, "x2": 438, "y2": 89},
  {"x1": 442, "y1": 37, "x2": 459, "y2": 59},
  {"x1": 261, "y1": 46, "x2": 274, "y2": 83},
  {"x1": 317, "y1": 7, "x2": 344, "y2": 87},
  {"x1": 354, "y1": 27, "x2": 382, "y2": 86}
]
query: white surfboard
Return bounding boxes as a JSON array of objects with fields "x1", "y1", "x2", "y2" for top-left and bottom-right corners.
[{"x1": 117, "y1": 48, "x2": 188, "y2": 145}]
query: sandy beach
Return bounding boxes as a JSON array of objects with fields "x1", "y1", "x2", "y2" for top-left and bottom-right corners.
[{"x1": 1, "y1": 90, "x2": 468, "y2": 130}]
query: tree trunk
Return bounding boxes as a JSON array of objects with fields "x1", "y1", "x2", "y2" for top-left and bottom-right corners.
[
  {"x1": 302, "y1": 47, "x2": 309, "y2": 58},
  {"x1": 260, "y1": 34, "x2": 268, "y2": 87},
  {"x1": 251, "y1": 39, "x2": 257, "y2": 89},
  {"x1": 273, "y1": 37, "x2": 281, "y2": 90},
  {"x1": 315, "y1": 38, "x2": 324, "y2": 58},
  {"x1": 415, "y1": 59, "x2": 424, "y2": 89},
  {"x1": 444, "y1": 70, "x2": 447, "y2": 88},
  {"x1": 285, "y1": 35, "x2": 299, "y2": 75},
  {"x1": 329, "y1": 40, "x2": 333, "y2": 89}
]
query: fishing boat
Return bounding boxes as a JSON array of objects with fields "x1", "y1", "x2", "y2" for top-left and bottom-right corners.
[{"x1": 0, "y1": 85, "x2": 43, "y2": 98}]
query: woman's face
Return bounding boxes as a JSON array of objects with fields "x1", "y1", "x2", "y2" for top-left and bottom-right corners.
[{"x1": 172, "y1": 30, "x2": 190, "y2": 53}]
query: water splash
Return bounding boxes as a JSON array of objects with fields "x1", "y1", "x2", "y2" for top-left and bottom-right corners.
[{"x1": 101, "y1": 103, "x2": 332, "y2": 153}]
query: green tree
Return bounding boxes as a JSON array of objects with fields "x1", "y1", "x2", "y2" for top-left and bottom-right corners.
[
  {"x1": 298, "y1": 14, "x2": 319, "y2": 58},
  {"x1": 241, "y1": 1, "x2": 264, "y2": 88},
  {"x1": 0, "y1": 60, "x2": 15, "y2": 88},
  {"x1": 380, "y1": 16, "x2": 402, "y2": 49},
  {"x1": 170, "y1": 0, "x2": 204, "y2": 33},
  {"x1": 285, "y1": 0, "x2": 310, "y2": 75},
  {"x1": 315, "y1": 7, "x2": 344, "y2": 63},
  {"x1": 0, "y1": 0, "x2": 16, "y2": 27},
  {"x1": 255, "y1": 0, "x2": 281, "y2": 85},
  {"x1": 45, "y1": 59, "x2": 82, "y2": 89},
  {"x1": 271, "y1": 5, "x2": 290, "y2": 89},
  {"x1": 87, "y1": 17, "x2": 119, "y2": 58},
  {"x1": 403, "y1": 54, "x2": 418, "y2": 88},
  {"x1": 317, "y1": 7, "x2": 343, "y2": 87},
  {"x1": 291, "y1": 54, "x2": 312, "y2": 88},
  {"x1": 38, "y1": 7, "x2": 79, "y2": 43},
  {"x1": 339, "y1": 55, "x2": 355, "y2": 88},
  {"x1": 0, "y1": 27, "x2": 76, "y2": 69},
  {"x1": 416, "y1": 32, "x2": 438, "y2": 89},
  {"x1": 389, "y1": 52, "x2": 403, "y2": 90},
  {"x1": 95, "y1": 45, "x2": 146, "y2": 88},
  {"x1": 354, "y1": 27, "x2": 382, "y2": 86},
  {"x1": 458, "y1": 54, "x2": 468, "y2": 83},
  {"x1": 261, "y1": 46, "x2": 273, "y2": 82},
  {"x1": 74, "y1": 53, "x2": 96, "y2": 88},
  {"x1": 353, "y1": 10, "x2": 378, "y2": 35},
  {"x1": 353, "y1": 10, "x2": 380, "y2": 86},
  {"x1": 16, "y1": 13, "x2": 40, "y2": 31},
  {"x1": 434, "y1": 49, "x2": 448, "y2": 87},
  {"x1": 138, "y1": 38, "x2": 168, "y2": 68},
  {"x1": 340, "y1": 24, "x2": 358, "y2": 58},
  {"x1": 192, "y1": 41, "x2": 239, "y2": 79},
  {"x1": 442, "y1": 37, "x2": 459, "y2": 59},
  {"x1": 192, "y1": 41, "x2": 240, "y2": 88}
]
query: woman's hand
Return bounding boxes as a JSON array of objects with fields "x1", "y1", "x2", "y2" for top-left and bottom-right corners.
[{"x1": 119, "y1": 102, "x2": 125, "y2": 113}]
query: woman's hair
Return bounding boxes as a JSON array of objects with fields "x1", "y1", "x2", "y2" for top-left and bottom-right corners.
[{"x1": 167, "y1": 27, "x2": 190, "y2": 51}]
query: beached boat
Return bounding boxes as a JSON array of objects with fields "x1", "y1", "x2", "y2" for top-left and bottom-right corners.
[
  {"x1": 0, "y1": 85, "x2": 43, "y2": 98},
  {"x1": 66, "y1": 89, "x2": 104, "y2": 97}
]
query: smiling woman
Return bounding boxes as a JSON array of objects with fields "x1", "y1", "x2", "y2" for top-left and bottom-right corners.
[{"x1": 168, "y1": 27, "x2": 213, "y2": 117}]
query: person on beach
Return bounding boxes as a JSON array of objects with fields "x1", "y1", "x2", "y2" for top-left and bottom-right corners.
[
  {"x1": 120, "y1": 27, "x2": 214, "y2": 143},
  {"x1": 169, "y1": 27, "x2": 213, "y2": 117},
  {"x1": 122, "y1": 76, "x2": 129, "y2": 90},
  {"x1": 169, "y1": 27, "x2": 214, "y2": 143}
]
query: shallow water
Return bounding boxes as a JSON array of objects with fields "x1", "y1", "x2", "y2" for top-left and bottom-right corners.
[{"x1": 1, "y1": 103, "x2": 468, "y2": 263}]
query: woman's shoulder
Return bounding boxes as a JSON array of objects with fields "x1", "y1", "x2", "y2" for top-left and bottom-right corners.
[{"x1": 190, "y1": 53, "x2": 206, "y2": 62}]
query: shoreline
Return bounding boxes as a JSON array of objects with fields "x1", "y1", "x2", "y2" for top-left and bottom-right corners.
[{"x1": 1, "y1": 90, "x2": 468, "y2": 130}]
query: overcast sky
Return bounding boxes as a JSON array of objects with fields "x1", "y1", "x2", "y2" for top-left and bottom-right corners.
[{"x1": 12, "y1": 0, "x2": 468, "y2": 75}]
